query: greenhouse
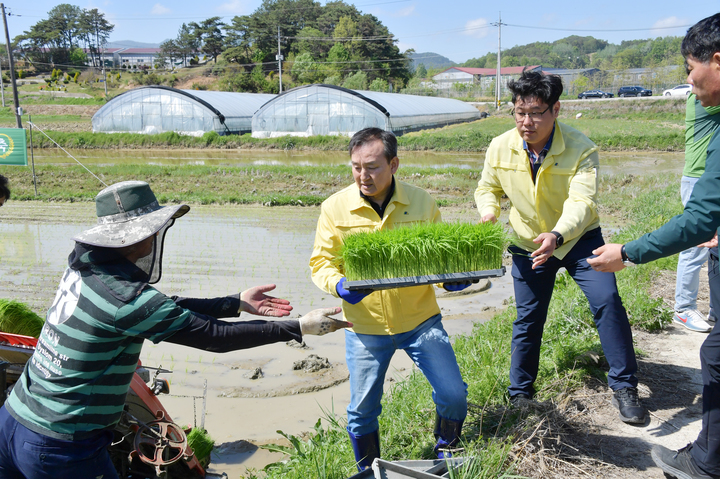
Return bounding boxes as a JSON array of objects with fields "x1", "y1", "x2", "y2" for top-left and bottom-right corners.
[
  {"x1": 92, "y1": 86, "x2": 276, "y2": 136},
  {"x1": 251, "y1": 84, "x2": 482, "y2": 138}
]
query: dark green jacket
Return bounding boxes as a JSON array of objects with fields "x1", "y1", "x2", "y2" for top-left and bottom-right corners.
[{"x1": 625, "y1": 129, "x2": 720, "y2": 263}]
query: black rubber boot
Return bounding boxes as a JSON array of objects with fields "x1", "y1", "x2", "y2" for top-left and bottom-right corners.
[
  {"x1": 433, "y1": 413, "x2": 464, "y2": 459},
  {"x1": 348, "y1": 429, "x2": 380, "y2": 471}
]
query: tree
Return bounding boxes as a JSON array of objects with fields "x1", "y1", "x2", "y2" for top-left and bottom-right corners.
[
  {"x1": 80, "y1": 8, "x2": 113, "y2": 68},
  {"x1": 292, "y1": 52, "x2": 323, "y2": 84},
  {"x1": 159, "y1": 40, "x2": 182, "y2": 69},
  {"x1": 342, "y1": 71, "x2": 367, "y2": 90},
  {"x1": 190, "y1": 17, "x2": 226, "y2": 63},
  {"x1": 415, "y1": 63, "x2": 427, "y2": 79},
  {"x1": 369, "y1": 77, "x2": 388, "y2": 91},
  {"x1": 175, "y1": 23, "x2": 200, "y2": 67},
  {"x1": 69, "y1": 47, "x2": 87, "y2": 65}
]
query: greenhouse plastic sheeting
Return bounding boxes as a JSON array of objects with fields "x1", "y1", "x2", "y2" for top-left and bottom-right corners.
[
  {"x1": 92, "y1": 86, "x2": 276, "y2": 136},
  {"x1": 251, "y1": 84, "x2": 481, "y2": 138}
]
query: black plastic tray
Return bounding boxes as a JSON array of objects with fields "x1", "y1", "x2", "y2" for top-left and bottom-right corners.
[{"x1": 344, "y1": 267, "x2": 506, "y2": 291}]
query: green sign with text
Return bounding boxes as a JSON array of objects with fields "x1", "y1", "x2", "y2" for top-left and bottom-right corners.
[{"x1": 0, "y1": 128, "x2": 27, "y2": 166}]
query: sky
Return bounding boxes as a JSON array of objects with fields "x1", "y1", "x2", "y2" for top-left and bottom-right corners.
[{"x1": 6, "y1": 0, "x2": 719, "y2": 64}]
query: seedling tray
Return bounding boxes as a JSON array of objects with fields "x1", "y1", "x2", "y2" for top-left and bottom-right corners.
[{"x1": 344, "y1": 267, "x2": 506, "y2": 292}]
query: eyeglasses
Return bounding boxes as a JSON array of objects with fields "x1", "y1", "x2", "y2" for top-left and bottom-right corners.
[{"x1": 511, "y1": 105, "x2": 551, "y2": 122}]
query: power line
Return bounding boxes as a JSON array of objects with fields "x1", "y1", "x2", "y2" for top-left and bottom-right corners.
[{"x1": 504, "y1": 22, "x2": 693, "y2": 33}]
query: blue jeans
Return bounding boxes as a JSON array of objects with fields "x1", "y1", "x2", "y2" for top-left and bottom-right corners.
[
  {"x1": 508, "y1": 228, "x2": 638, "y2": 397},
  {"x1": 0, "y1": 406, "x2": 118, "y2": 479},
  {"x1": 691, "y1": 248, "x2": 720, "y2": 475},
  {"x1": 675, "y1": 176, "x2": 713, "y2": 312},
  {"x1": 345, "y1": 314, "x2": 468, "y2": 436}
]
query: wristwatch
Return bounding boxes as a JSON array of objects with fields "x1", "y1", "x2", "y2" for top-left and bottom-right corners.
[
  {"x1": 620, "y1": 244, "x2": 635, "y2": 266},
  {"x1": 551, "y1": 231, "x2": 564, "y2": 247}
]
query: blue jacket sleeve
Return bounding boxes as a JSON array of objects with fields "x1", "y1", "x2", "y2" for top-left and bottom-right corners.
[{"x1": 625, "y1": 130, "x2": 720, "y2": 263}]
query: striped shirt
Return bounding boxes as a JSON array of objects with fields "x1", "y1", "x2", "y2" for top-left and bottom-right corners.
[{"x1": 6, "y1": 266, "x2": 192, "y2": 440}]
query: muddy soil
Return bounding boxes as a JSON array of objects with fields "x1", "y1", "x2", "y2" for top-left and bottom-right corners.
[{"x1": 0, "y1": 201, "x2": 710, "y2": 479}]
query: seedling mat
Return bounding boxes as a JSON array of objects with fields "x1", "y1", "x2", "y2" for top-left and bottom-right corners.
[{"x1": 344, "y1": 267, "x2": 506, "y2": 291}]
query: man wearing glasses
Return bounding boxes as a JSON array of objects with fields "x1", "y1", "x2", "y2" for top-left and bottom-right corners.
[{"x1": 475, "y1": 70, "x2": 646, "y2": 424}]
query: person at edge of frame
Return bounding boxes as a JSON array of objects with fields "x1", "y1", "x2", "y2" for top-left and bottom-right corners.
[
  {"x1": 0, "y1": 180, "x2": 352, "y2": 479},
  {"x1": 309, "y1": 127, "x2": 470, "y2": 471},
  {"x1": 672, "y1": 92, "x2": 720, "y2": 333},
  {"x1": 589, "y1": 12, "x2": 720, "y2": 479},
  {"x1": 0, "y1": 174, "x2": 10, "y2": 206},
  {"x1": 474, "y1": 70, "x2": 647, "y2": 425}
]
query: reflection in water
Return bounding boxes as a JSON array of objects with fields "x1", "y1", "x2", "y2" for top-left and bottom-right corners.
[{"x1": 31, "y1": 148, "x2": 684, "y2": 175}]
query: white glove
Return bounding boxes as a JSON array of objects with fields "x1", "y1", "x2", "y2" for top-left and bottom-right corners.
[{"x1": 299, "y1": 307, "x2": 353, "y2": 336}]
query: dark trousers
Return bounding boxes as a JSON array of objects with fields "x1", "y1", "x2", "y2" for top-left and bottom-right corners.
[
  {"x1": 0, "y1": 406, "x2": 118, "y2": 479},
  {"x1": 508, "y1": 227, "x2": 638, "y2": 397},
  {"x1": 692, "y1": 247, "x2": 720, "y2": 475}
]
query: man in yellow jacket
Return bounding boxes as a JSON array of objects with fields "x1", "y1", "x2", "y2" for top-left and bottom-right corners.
[
  {"x1": 310, "y1": 128, "x2": 468, "y2": 470},
  {"x1": 475, "y1": 71, "x2": 646, "y2": 424}
]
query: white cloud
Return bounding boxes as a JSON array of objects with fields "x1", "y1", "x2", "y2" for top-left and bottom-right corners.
[
  {"x1": 216, "y1": 0, "x2": 247, "y2": 14},
  {"x1": 150, "y1": 3, "x2": 171, "y2": 15},
  {"x1": 396, "y1": 41, "x2": 415, "y2": 53},
  {"x1": 462, "y1": 18, "x2": 490, "y2": 39},
  {"x1": 393, "y1": 5, "x2": 415, "y2": 17},
  {"x1": 653, "y1": 16, "x2": 689, "y2": 29}
]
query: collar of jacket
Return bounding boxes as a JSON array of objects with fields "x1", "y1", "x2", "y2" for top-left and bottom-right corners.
[
  {"x1": 69, "y1": 242, "x2": 150, "y2": 302},
  {"x1": 508, "y1": 120, "x2": 567, "y2": 161},
  {"x1": 347, "y1": 176, "x2": 411, "y2": 214}
]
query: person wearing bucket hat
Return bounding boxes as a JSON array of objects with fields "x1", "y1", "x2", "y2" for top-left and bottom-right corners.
[{"x1": 0, "y1": 180, "x2": 351, "y2": 479}]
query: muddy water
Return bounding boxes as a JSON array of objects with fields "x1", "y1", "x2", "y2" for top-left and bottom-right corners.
[
  {"x1": 0, "y1": 202, "x2": 513, "y2": 477},
  {"x1": 29, "y1": 148, "x2": 684, "y2": 175}
]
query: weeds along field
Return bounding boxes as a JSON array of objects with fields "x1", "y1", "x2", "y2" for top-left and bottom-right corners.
[
  {"x1": 251, "y1": 173, "x2": 680, "y2": 479},
  {"x1": 10, "y1": 96, "x2": 686, "y2": 152},
  {"x1": 3, "y1": 164, "x2": 482, "y2": 206}
]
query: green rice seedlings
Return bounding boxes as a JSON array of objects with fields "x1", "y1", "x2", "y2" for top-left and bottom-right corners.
[
  {"x1": 339, "y1": 221, "x2": 508, "y2": 281},
  {"x1": 0, "y1": 300, "x2": 45, "y2": 338},
  {"x1": 187, "y1": 427, "x2": 215, "y2": 468}
]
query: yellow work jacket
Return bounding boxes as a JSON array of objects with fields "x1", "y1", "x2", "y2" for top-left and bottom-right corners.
[
  {"x1": 309, "y1": 179, "x2": 441, "y2": 335},
  {"x1": 475, "y1": 121, "x2": 600, "y2": 259}
]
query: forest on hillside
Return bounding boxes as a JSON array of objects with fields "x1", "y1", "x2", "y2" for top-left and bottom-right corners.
[{"x1": 15, "y1": 1, "x2": 685, "y2": 95}]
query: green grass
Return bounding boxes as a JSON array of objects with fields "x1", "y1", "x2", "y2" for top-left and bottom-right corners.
[
  {"x1": 256, "y1": 173, "x2": 678, "y2": 478},
  {"x1": 19, "y1": 110, "x2": 685, "y2": 152},
  {"x1": 0, "y1": 300, "x2": 45, "y2": 337},
  {"x1": 1, "y1": 164, "x2": 480, "y2": 207},
  {"x1": 186, "y1": 428, "x2": 214, "y2": 468},
  {"x1": 339, "y1": 222, "x2": 508, "y2": 281}
]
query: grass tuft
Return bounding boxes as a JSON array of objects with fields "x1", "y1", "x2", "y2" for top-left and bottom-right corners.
[
  {"x1": 186, "y1": 427, "x2": 214, "y2": 468},
  {"x1": 339, "y1": 222, "x2": 509, "y2": 281},
  {"x1": 0, "y1": 300, "x2": 45, "y2": 337}
]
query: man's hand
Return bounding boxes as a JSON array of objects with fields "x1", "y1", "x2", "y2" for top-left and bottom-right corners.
[
  {"x1": 480, "y1": 213, "x2": 497, "y2": 224},
  {"x1": 530, "y1": 233, "x2": 557, "y2": 269},
  {"x1": 587, "y1": 244, "x2": 626, "y2": 272},
  {"x1": 699, "y1": 233, "x2": 718, "y2": 249},
  {"x1": 299, "y1": 307, "x2": 352, "y2": 336},
  {"x1": 240, "y1": 284, "x2": 293, "y2": 317},
  {"x1": 336, "y1": 277, "x2": 371, "y2": 305}
]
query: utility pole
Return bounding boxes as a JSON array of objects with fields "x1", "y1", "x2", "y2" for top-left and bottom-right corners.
[
  {"x1": 276, "y1": 26, "x2": 283, "y2": 93},
  {"x1": 96, "y1": 26, "x2": 107, "y2": 96},
  {"x1": 1, "y1": 3, "x2": 20, "y2": 128},
  {"x1": 491, "y1": 12, "x2": 505, "y2": 111},
  {"x1": 0, "y1": 48, "x2": 5, "y2": 107}
]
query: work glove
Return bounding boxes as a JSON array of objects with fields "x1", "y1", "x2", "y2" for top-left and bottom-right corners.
[
  {"x1": 299, "y1": 307, "x2": 353, "y2": 336},
  {"x1": 336, "y1": 277, "x2": 372, "y2": 305},
  {"x1": 442, "y1": 281, "x2": 472, "y2": 292}
]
